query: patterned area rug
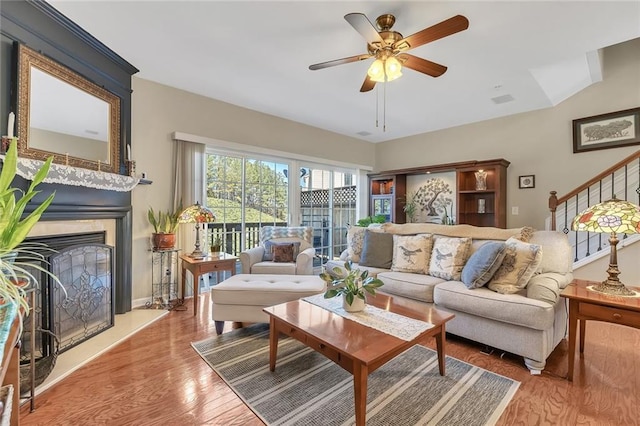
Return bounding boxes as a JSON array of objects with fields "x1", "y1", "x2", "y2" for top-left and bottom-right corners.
[{"x1": 192, "y1": 324, "x2": 519, "y2": 426}]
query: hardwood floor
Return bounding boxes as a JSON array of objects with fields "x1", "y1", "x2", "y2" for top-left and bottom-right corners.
[{"x1": 21, "y1": 294, "x2": 640, "y2": 425}]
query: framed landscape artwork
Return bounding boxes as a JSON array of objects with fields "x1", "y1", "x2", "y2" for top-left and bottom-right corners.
[{"x1": 573, "y1": 107, "x2": 640, "y2": 153}]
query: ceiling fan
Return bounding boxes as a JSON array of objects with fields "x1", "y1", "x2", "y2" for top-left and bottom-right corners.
[{"x1": 309, "y1": 13, "x2": 469, "y2": 92}]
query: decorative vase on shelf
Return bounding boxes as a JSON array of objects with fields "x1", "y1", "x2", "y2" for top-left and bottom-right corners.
[
  {"x1": 343, "y1": 295, "x2": 366, "y2": 312},
  {"x1": 478, "y1": 199, "x2": 486, "y2": 214},
  {"x1": 474, "y1": 170, "x2": 487, "y2": 190}
]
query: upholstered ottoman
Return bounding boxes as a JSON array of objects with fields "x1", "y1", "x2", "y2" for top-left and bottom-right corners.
[{"x1": 210, "y1": 274, "x2": 326, "y2": 334}]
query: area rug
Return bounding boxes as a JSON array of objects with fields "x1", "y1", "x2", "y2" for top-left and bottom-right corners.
[{"x1": 192, "y1": 324, "x2": 519, "y2": 426}]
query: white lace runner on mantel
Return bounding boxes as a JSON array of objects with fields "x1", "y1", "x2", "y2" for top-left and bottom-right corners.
[
  {"x1": 303, "y1": 293, "x2": 434, "y2": 341},
  {"x1": 0, "y1": 155, "x2": 139, "y2": 192}
]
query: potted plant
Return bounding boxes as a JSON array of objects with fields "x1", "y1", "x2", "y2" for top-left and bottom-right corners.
[
  {"x1": 148, "y1": 203, "x2": 182, "y2": 250},
  {"x1": 0, "y1": 139, "x2": 56, "y2": 317},
  {"x1": 210, "y1": 235, "x2": 222, "y2": 254},
  {"x1": 320, "y1": 261, "x2": 384, "y2": 312},
  {"x1": 403, "y1": 191, "x2": 418, "y2": 223}
]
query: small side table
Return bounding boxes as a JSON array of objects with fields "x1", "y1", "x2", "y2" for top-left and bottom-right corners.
[
  {"x1": 180, "y1": 253, "x2": 238, "y2": 316},
  {"x1": 561, "y1": 279, "x2": 640, "y2": 381}
]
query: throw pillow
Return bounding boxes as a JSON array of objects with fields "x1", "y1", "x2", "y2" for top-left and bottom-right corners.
[
  {"x1": 488, "y1": 237, "x2": 543, "y2": 294},
  {"x1": 428, "y1": 236, "x2": 471, "y2": 280},
  {"x1": 359, "y1": 230, "x2": 393, "y2": 269},
  {"x1": 346, "y1": 226, "x2": 367, "y2": 263},
  {"x1": 263, "y1": 241, "x2": 300, "y2": 261},
  {"x1": 391, "y1": 234, "x2": 433, "y2": 274},
  {"x1": 272, "y1": 244, "x2": 295, "y2": 262},
  {"x1": 461, "y1": 242, "x2": 508, "y2": 289}
]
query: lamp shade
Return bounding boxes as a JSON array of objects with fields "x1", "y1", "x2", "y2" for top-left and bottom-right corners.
[
  {"x1": 178, "y1": 202, "x2": 216, "y2": 224},
  {"x1": 572, "y1": 197, "x2": 640, "y2": 234},
  {"x1": 367, "y1": 59, "x2": 385, "y2": 83},
  {"x1": 384, "y1": 56, "x2": 403, "y2": 82}
]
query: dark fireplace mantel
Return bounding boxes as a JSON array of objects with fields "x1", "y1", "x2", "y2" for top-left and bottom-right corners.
[{"x1": 1, "y1": 1, "x2": 139, "y2": 313}]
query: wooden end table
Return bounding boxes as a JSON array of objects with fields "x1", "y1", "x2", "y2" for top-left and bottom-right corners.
[
  {"x1": 263, "y1": 293, "x2": 454, "y2": 426},
  {"x1": 561, "y1": 279, "x2": 640, "y2": 381},
  {"x1": 180, "y1": 253, "x2": 237, "y2": 316}
]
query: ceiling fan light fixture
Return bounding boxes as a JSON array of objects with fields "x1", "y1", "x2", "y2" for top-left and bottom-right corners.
[
  {"x1": 367, "y1": 59, "x2": 386, "y2": 82},
  {"x1": 385, "y1": 56, "x2": 402, "y2": 81}
]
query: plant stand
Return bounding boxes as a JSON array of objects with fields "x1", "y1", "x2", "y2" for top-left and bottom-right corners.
[{"x1": 147, "y1": 249, "x2": 180, "y2": 310}]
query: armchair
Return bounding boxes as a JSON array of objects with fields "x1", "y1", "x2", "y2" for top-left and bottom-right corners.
[{"x1": 239, "y1": 226, "x2": 316, "y2": 275}]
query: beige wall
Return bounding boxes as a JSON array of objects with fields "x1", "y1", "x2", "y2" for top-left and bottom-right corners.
[
  {"x1": 130, "y1": 79, "x2": 374, "y2": 301},
  {"x1": 129, "y1": 39, "x2": 639, "y2": 301},
  {"x1": 375, "y1": 38, "x2": 640, "y2": 230}
]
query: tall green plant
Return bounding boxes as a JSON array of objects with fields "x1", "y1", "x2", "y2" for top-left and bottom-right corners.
[
  {"x1": 148, "y1": 202, "x2": 183, "y2": 234},
  {"x1": 0, "y1": 139, "x2": 56, "y2": 316}
]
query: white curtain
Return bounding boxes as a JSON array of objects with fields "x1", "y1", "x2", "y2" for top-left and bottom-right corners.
[{"x1": 172, "y1": 138, "x2": 206, "y2": 296}]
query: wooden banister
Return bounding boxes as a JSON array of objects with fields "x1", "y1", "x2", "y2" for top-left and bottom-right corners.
[{"x1": 549, "y1": 149, "x2": 640, "y2": 208}]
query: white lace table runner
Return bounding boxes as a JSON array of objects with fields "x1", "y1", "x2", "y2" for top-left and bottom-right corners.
[{"x1": 302, "y1": 294, "x2": 433, "y2": 341}]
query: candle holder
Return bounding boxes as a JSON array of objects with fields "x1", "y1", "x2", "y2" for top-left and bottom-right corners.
[
  {"x1": 125, "y1": 160, "x2": 136, "y2": 177},
  {"x1": 1, "y1": 136, "x2": 17, "y2": 154}
]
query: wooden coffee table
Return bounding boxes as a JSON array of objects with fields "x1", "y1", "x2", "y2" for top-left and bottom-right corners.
[{"x1": 262, "y1": 292, "x2": 454, "y2": 426}]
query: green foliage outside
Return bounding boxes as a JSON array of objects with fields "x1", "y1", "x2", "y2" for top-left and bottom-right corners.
[
  {"x1": 206, "y1": 197, "x2": 281, "y2": 223},
  {"x1": 206, "y1": 156, "x2": 288, "y2": 223}
]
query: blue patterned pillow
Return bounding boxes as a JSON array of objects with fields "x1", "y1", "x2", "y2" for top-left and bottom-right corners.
[{"x1": 461, "y1": 242, "x2": 507, "y2": 289}]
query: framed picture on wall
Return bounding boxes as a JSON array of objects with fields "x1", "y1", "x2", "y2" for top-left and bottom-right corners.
[
  {"x1": 573, "y1": 107, "x2": 640, "y2": 153},
  {"x1": 519, "y1": 175, "x2": 535, "y2": 189}
]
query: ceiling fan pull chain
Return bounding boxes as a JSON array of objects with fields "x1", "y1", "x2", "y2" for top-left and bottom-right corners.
[
  {"x1": 375, "y1": 85, "x2": 379, "y2": 128},
  {"x1": 383, "y1": 81, "x2": 387, "y2": 132}
]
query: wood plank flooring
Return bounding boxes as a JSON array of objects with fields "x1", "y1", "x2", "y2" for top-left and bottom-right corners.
[{"x1": 20, "y1": 294, "x2": 640, "y2": 425}]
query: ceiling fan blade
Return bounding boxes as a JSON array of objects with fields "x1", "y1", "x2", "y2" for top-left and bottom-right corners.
[
  {"x1": 344, "y1": 13, "x2": 384, "y2": 44},
  {"x1": 394, "y1": 15, "x2": 469, "y2": 51},
  {"x1": 309, "y1": 54, "x2": 372, "y2": 70},
  {"x1": 398, "y1": 54, "x2": 448, "y2": 77},
  {"x1": 360, "y1": 75, "x2": 376, "y2": 92}
]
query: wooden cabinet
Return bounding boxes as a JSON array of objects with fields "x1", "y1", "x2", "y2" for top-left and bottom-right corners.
[
  {"x1": 368, "y1": 175, "x2": 406, "y2": 223},
  {"x1": 369, "y1": 158, "x2": 509, "y2": 227},
  {"x1": 456, "y1": 159, "x2": 509, "y2": 228}
]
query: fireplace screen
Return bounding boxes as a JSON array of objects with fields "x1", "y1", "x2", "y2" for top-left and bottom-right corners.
[{"x1": 51, "y1": 244, "x2": 114, "y2": 351}]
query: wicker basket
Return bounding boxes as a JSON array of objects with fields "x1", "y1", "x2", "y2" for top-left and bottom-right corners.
[{"x1": 19, "y1": 328, "x2": 59, "y2": 394}]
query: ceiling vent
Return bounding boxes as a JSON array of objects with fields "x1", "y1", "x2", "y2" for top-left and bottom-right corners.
[
  {"x1": 491, "y1": 94, "x2": 515, "y2": 104},
  {"x1": 357, "y1": 131, "x2": 372, "y2": 136}
]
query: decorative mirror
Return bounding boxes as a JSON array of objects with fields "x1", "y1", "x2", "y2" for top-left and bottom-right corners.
[{"x1": 15, "y1": 43, "x2": 120, "y2": 174}]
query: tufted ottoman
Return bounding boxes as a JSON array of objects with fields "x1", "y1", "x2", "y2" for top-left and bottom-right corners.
[{"x1": 210, "y1": 274, "x2": 326, "y2": 334}]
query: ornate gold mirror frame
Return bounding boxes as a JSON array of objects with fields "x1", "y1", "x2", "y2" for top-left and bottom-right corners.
[{"x1": 16, "y1": 43, "x2": 120, "y2": 174}]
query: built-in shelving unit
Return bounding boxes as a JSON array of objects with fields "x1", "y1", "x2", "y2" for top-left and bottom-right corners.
[{"x1": 369, "y1": 158, "x2": 509, "y2": 228}]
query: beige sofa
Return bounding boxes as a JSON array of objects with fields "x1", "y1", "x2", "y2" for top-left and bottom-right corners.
[{"x1": 325, "y1": 223, "x2": 573, "y2": 374}]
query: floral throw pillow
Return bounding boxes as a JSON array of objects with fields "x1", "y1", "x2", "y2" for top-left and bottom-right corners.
[
  {"x1": 347, "y1": 226, "x2": 367, "y2": 263},
  {"x1": 488, "y1": 237, "x2": 543, "y2": 294},
  {"x1": 428, "y1": 237, "x2": 471, "y2": 280},
  {"x1": 391, "y1": 234, "x2": 433, "y2": 274}
]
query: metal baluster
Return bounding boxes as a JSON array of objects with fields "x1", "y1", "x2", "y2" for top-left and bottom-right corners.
[
  {"x1": 585, "y1": 187, "x2": 590, "y2": 256},
  {"x1": 574, "y1": 194, "x2": 579, "y2": 262},
  {"x1": 597, "y1": 180, "x2": 602, "y2": 251}
]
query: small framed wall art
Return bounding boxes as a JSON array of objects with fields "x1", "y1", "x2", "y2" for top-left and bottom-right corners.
[
  {"x1": 573, "y1": 107, "x2": 640, "y2": 153},
  {"x1": 519, "y1": 175, "x2": 535, "y2": 189}
]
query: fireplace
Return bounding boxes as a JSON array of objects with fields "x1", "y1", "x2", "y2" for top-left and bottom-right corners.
[{"x1": 20, "y1": 231, "x2": 115, "y2": 378}]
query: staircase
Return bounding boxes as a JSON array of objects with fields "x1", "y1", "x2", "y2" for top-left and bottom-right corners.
[{"x1": 548, "y1": 150, "x2": 640, "y2": 267}]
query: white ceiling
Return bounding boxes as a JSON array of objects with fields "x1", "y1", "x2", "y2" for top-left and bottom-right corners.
[{"x1": 48, "y1": 1, "x2": 640, "y2": 143}]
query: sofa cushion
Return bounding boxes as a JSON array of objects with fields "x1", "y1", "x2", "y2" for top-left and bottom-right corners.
[
  {"x1": 324, "y1": 260, "x2": 389, "y2": 278},
  {"x1": 377, "y1": 271, "x2": 445, "y2": 303},
  {"x1": 429, "y1": 236, "x2": 471, "y2": 280},
  {"x1": 346, "y1": 226, "x2": 366, "y2": 263},
  {"x1": 488, "y1": 237, "x2": 543, "y2": 294},
  {"x1": 391, "y1": 234, "x2": 433, "y2": 274},
  {"x1": 433, "y1": 281, "x2": 556, "y2": 331},
  {"x1": 461, "y1": 241, "x2": 507, "y2": 289},
  {"x1": 528, "y1": 231, "x2": 572, "y2": 275},
  {"x1": 359, "y1": 230, "x2": 393, "y2": 269}
]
